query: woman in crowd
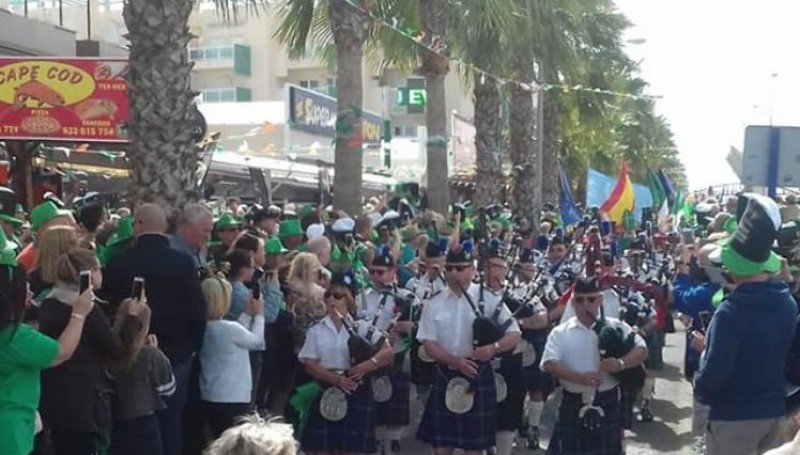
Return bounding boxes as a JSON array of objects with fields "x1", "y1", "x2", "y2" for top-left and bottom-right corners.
[
  {"x1": 108, "y1": 299, "x2": 175, "y2": 455},
  {"x1": 234, "y1": 232, "x2": 267, "y2": 270},
  {"x1": 0, "y1": 235, "x2": 94, "y2": 455},
  {"x1": 286, "y1": 252, "x2": 326, "y2": 353},
  {"x1": 28, "y1": 226, "x2": 79, "y2": 302},
  {"x1": 38, "y1": 248, "x2": 126, "y2": 455},
  {"x1": 298, "y1": 270, "x2": 393, "y2": 455},
  {"x1": 224, "y1": 248, "x2": 256, "y2": 321},
  {"x1": 203, "y1": 414, "x2": 297, "y2": 455},
  {"x1": 199, "y1": 275, "x2": 265, "y2": 438}
]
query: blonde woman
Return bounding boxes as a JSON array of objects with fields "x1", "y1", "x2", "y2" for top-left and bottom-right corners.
[
  {"x1": 30, "y1": 226, "x2": 79, "y2": 300},
  {"x1": 198, "y1": 276, "x2": 264, "y2": 438},
  {"x1": 287, "y1": 252, "x2": 326, "y2": 353},
  {"x1": 204, "y1": 414, "x2": 296, "y2": 455}
]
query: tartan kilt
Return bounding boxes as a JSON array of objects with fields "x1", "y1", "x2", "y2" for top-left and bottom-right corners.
[
  {"x1": 496, "y1": 352, "x2": 525, "y2": 431},
  {"x1": 619, "y1": 385, "x2": 637, "y2": 430},
  {"x1": 547, "y1": 387, "x2": 623, "y2": 455},
  {"x1": 410, "y1": 339, "x2": 434, "y2": 385},
  {"x1": 523, "y1": 330, "x2": 554, "y2": 395},
  {"x1": 376, "y1": 356, "x2": 411, "y2": 427},
  {"x1": 417, "y1": 363, "x2": 496, "y2": 451},
  {"x1": 643, "y1": 330, "x2": 664, "y2": 370},
  {"x1": 301, "y1": 383, "x2": 378, "y2": 453}
]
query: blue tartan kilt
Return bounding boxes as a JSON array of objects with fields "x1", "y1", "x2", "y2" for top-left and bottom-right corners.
[
  {"x1": 496, "y1": 353, "x2": 525, "y2": 431},
  {"x1": 417, "y1": 363, "x2": 497, "y2": 451},
  {"x1": 302, "y1": 383, "x2": 378, "y2": 453},
  {"x1": 376, "y1": 365, "x2": 411, "y2": 427},
  {"x1": 523, "y1": 331, "x2": 554, "y2": 395},
  {"x1": 547, "y1": 387, "x2": 623, "y2": 455},
  {"x1": 410, "y1": 339, "x2": 434, "y2": 385},
  {"x1": 619, "y1": 385, "x2": 637, "y2": 430},
  {"x1": 643, "y1": 330, "x2": 664, "y2": 370}
]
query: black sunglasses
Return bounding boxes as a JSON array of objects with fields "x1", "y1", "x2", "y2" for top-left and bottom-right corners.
[
  {"x1": 370, "y1": 269, "x2": 389, "y2": 276},
  {"x1": 325, "y1": 291, "x2": 347, "y2": 300},
  {"x1": 445, "y1": 265, "x2": 469, "y2": 272}
]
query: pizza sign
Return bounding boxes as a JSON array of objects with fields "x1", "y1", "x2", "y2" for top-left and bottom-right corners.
[{"x1": 0, "y1": 58, "x2": 129, "y2": 142}]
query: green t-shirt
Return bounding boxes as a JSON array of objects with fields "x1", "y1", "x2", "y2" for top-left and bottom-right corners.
[{"x1": 0, "y1": 324, "x2": 59, "y2": 455}]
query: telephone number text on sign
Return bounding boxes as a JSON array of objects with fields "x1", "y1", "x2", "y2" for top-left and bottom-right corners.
[{"x1": 0, "y1": 58, "x2": 129, "y2": 142}]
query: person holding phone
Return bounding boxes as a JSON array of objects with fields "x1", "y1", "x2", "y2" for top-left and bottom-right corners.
[{"x1": 38, "y1": 249, "x2": 126, "y2": 455}]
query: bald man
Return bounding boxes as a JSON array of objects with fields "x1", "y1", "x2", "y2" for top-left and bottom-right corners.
[{"x1": 101, "y1": 202, "x2": 206, "y2": 455}]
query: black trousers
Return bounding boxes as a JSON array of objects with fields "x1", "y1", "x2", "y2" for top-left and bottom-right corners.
[
  {"x1": 49, "y1": 431, "x2": 97, "y2": 455},
  {"x1": 202, "y1": 402, "x2": 253, "y2": 439},
  {"x1": 110, "y1": 414, "x2": 163, "y2": 455}
]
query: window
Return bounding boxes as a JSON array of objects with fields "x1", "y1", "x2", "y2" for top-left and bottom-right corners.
[
  {"x1": 188, "y1": 45, "x2": 236, "y2": 62},
  {"x1": 198, "y1": 88, "x2": 249, "y2": 103},
  {"x1": 394, "y1": 126, "x2": 418, "y2": 137},
  {"x1": 299, "y1": 80, "x2": 319, "y2": 90},
  {"x1": 326, "y1": 78, "x2": 337, "y2": 97}
]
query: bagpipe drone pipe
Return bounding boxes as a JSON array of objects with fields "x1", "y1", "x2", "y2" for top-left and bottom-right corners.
[{"x1": 333, "y1": 308, "x2": 387, "y2": 372}]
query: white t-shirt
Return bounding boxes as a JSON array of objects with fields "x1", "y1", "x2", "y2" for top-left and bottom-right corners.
[
  {"x1": 540, "y1": 316, "x2": 646, "y2": 394},
  {"x1": 299, "y1": 315, "x2": 383, "y2": 370},
  {"x1": 560, "y1": 288, "x2": 621, "y2": 322}
]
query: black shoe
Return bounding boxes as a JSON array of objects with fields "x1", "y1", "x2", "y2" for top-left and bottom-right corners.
[
  {"x1": 390, "y1": 439, "x2": 401, "y2": 452},
  {"x1": 487, "y1": 447, "x2": 498, "y2": 455},
  {"x1": 641, "y1": 402, "x2": 654, "y2": 423},
  {"x1": 526, "y1": 426, "x2": 540, "y2": 450}
]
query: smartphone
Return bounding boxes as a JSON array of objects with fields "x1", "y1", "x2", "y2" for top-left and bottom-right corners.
[
  {"x1": 131, "y1": 277, "x2": 145, "y2": 300},
  {"x1": 79, "y1": 270, "x2": 92, "y2": 294},
  {"x1": 699, "y1": 311, "x2": 713, "y2": 331},
  {"x1": 681, "y1": 228, "x2": 695, "y2": 246},
  {"x1": 250, "y1": 268, "x2": 264, "y2": 299}
]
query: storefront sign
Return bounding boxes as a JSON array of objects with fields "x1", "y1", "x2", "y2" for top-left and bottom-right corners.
[
  {"x1": 289, "y1": 85, "x2": 382, "y2": 144},
  {"x1": 0, "y1": 58, "x2": 129, "y2": 142}
]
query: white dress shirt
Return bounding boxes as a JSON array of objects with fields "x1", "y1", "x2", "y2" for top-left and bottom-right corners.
[
  {"x1": 416, "y1": 283, "x2": 521, "y2": 358},
  {"x1": 540, "y1": 316, "x2": 647, "y2": 394},
  {"x1": 405, "y1": 274, "x2": 447, "y2": 300},
  {"x1": 560, "y1": 288, "x2": 621, "y2": 322},
  {"x1": 299, "y1": 315, "x2": 381, "y2": 370}
]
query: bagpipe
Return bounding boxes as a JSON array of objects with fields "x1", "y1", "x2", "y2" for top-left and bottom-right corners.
[{"x1": 333, "y1": 308, "x2": 387, "y2": 369}]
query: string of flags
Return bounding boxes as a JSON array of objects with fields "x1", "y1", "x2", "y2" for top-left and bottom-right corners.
[{"x1": 342, "y1": 0, "x2": 661, "y2": 101}]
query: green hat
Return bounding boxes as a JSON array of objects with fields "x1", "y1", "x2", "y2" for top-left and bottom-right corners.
[
  {"x1": 0, "y1": 229, "x2": 17, "y2": 267},
  {"x1": 278, "y1": 219, "x2": 303, "y2": 238},
  {"x1": 265, "y1": 237, "x2": 288, "y2": 255},
  {"x1": 298, "y1": 204, "x2": 315, "y2": 219},
  {"x1": 711, "y1": 194, "x2": 782, "y2": 276},
  {"x1": 215, "y1": 213, "x2": 242, "y2": 231},
  {"x1": 107, "y1": 216, "x2": 134, "y2": 246},
  {"x1": 30, "y1": 201, "x2": 73, "y2": 231}
]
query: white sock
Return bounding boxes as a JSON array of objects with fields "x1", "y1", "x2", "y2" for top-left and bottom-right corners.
[
  {"x1": 384, "y1": 426, "x2": 404, "y2": 441},
  {"x1": 495, "y1": 431, "x2": 516, "y2": 455},
  {"x1": 642, "y1": 377, "x2": 656, "y2": 401},
  {"x1": 527, "y1": 401, "x2": 544, "y2": 427}
]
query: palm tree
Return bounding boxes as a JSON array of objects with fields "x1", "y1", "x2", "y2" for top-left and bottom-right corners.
[{"x1": 123, "y1": 0, "x2": 200, "y2": 218}]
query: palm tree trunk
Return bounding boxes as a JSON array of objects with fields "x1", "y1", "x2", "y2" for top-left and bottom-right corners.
[
  {"x1": 418, "y1": 0, "x2": 449, "y2": 214},
  {"x1": 123, "y1": 0, "x2": 198, "y2": 219},
  {"x1": 541, "y1": 87, "x2": 560, "y2": 206},
  {"x1": 508, "y1": 52, "x2": 538, "y2": 223},
  {"x1": 330, "y1": 0, "x2": 368, "y2": 215},
  {"x1": 473, "y1": 72, "x2": 503, "y2": 208}
]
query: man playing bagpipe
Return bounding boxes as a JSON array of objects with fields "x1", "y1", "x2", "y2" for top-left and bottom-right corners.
[
  {"x1": 358, "y1": 247, "x2": 413, "y2": 454},
  {"x1": 509, "y1": 248, "x2": 553, "y2": 450},
  {"x1": 416, "y1": 242, "x2": 521, "y2": 455},
  {"x1": 541, "y1": 275, "x2": 647, "y2": 455},
  {"x1": 404, "y1": 238, "x2": 449, "y2": 406}
]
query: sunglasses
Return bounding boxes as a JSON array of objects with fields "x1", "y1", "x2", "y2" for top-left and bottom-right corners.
[
  {"x1": 369, "y1": 269, "x2": 389, "y2": 276},
  {"x1": 445, "y1": 265, "x2": 470, "y2": 272},
  {"x1": 573, "y1": 295, "x2": 599, "y2": 304},
  {"x1": 325, "y1": 291, "x2": 347, "y2": 300}
]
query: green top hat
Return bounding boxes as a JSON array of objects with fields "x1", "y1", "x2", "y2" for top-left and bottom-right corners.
[
  {"x1": 265, "y1": 237, "x2": 288, "y2": 255},
  {"x1": 214, "y1": 213, "x2": 242, "y2": 231},
  {"x1": 0, "y1": 229, "x2": 17, "y2": 267},
  {"x1": 278, "y1": 219, "x2": 303, "y2": 238},
  {"x1": 107, "y1": 216, "x2": 134, "y2": 246},
  {"x1": 30, "y1": 201, "x2": 73, "y2": 231}
]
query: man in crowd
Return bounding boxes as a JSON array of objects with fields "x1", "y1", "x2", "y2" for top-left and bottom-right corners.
[
  {"x1": 102, "y1": 203, "x2": 207, "y2": 455},
  {"x1": 696, "y1": 194, "x2": 798, "y2": 455},
  {"x1": 170, "y1": 203, "x2": 214, "y2": 269},
  {"x1": 16, "y1": 199, "x2": 75, "y2": 271}
]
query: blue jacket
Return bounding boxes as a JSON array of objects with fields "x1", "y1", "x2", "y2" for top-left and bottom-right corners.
[
  {"x1": 695, "y1": 279, "x2": 798, "y2": 421},
  {"x1": 672, "y1": 274, "x2": 719, "y2": 375}
]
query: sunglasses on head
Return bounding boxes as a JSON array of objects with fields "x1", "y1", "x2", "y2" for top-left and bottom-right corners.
[
  {"x1": 325, "y1": 291, "x2": 347, "y2": 300},
  {"x1": 445, "y1": 264, "x2": 469, "y2": 272},
  {"x1": 573, "y1": 295, "x2": 599, "y2": 304}
]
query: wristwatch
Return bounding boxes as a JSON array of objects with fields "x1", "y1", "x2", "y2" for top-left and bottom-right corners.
[
  {"x1": 617, "y1": 358, "x2": 626, "y2": 370},
  {"x1": 493, "y1": 342, "x2": 501, "y2": 353}
]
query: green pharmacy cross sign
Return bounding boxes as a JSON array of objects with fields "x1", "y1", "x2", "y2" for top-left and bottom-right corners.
[{"x1": 395, "y1": 78, "x2": 426, "y2": 114}]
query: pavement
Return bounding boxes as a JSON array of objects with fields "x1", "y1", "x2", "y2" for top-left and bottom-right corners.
[{"x1": 391, "y1": 324, "x2": 696, "y2": 454}]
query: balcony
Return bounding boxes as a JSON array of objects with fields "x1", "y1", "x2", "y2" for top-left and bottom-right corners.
[
  {"x1": 189, "y1": 44, "x2": 250, "y2": 76},
  {"x1": 198, "y1": 87, "x2": 252, "y2": 104}
]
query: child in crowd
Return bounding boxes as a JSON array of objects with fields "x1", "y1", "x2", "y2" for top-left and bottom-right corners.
[{"x1": 107, "y1": 298, "x2": 175, "y2": 455}]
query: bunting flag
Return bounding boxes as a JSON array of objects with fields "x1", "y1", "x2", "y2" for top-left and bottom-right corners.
[
  {"x1": 646, "y1": 168, "x2": 666, "y2": 210},
  {"x1": 558, "y1": 161, "x2": 582, "y2": 226},
  {"x1": 600, "y1": 161, "x2": 635, "y2": 226},
  {"x1": 657, "y1": 198, "x2": 670, "y2": 232},
  {"x1": 657, "y1": 169, "x2": 675, "y2": 203}
]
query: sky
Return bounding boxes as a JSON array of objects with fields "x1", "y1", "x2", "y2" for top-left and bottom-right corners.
[{"x1": 614, "y1": 0, "x2": 800, "y2": 190}]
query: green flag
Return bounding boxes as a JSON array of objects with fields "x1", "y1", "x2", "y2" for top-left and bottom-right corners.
[{"x1": 646, "y1": 169, "x2": 666, "y2": 210}]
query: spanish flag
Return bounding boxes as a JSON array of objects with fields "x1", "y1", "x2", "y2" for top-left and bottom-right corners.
[{"x1": 600, "y1": 160, "x2": 635, "y2": 226}]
